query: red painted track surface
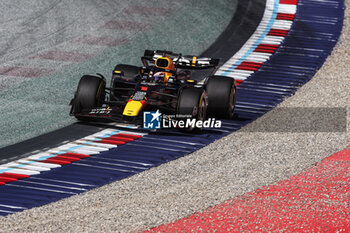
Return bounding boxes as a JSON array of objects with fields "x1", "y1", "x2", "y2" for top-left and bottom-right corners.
[{"x1": 147, "y1": 148, "x2": 350, "y2": 232}]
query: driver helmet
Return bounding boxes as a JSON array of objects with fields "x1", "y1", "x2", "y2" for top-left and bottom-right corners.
[{"x1": 154, "y1": 72, "x2": 165, "y2": 83}]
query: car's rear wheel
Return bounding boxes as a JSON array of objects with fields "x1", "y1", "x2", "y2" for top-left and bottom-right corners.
[
  {"x1": 111, "y1": 64, "x2": 139, "y2": 101},
  {"x1": 205, "y1": 76, "x2": 236, "y2": 119},
  {"x1": 177, "y1": 87, "x2": 207, "y2": 131},
  {"x1": 72, "y1": 75, "x2": 106, "y2": 121},
  {"x1": 112, "y1": 64, "x2": 140, "y2": 83}
]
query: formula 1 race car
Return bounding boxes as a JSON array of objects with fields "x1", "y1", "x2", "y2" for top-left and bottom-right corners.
[{"x1": 69, "y1": 50, "x2": 236, "y2": 130}]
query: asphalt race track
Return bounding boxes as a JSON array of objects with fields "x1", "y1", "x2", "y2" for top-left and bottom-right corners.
[
  {"x1": 0, "y1": 0, "x2": 267, "y2": 214},
  {"x1": 0, "y1": 0, "x2": 350, "y2": 232}
]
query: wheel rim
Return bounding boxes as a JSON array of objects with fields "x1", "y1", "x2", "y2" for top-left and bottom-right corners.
[
  {"x1": 198, "y1": 96, "x2": 206, "y2": 121},
  {"x1": 228, "y1": 86, "x2": 236, "y2": 118}
]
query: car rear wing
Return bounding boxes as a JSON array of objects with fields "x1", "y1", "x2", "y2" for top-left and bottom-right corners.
[{"x1": 143, "y1": 50, "x2": 220, "y2": 69}]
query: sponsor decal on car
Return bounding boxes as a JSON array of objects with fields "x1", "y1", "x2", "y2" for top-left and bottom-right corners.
[{"x1": 89, "y1": 107, "x2": 111, "y2": 114}]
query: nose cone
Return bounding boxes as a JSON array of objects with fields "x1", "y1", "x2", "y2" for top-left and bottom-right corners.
[{"x1": 123, "y1": 100, "x2": 144, "y2": 116}]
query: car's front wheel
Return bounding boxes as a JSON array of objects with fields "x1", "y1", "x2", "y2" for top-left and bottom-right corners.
[
  {"x1": 72, "y1": 75, "x2": 106, "y2": 121},
  {"x1": 177, "y1": 87, "x2": 207, "y2": 131}
]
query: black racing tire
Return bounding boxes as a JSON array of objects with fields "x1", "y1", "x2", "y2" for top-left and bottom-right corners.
[
  {"x1": 177, "y1": 87, "x2": 207, "y2": 131},
  {"x1": 205, "y1": 75, "x2": 236, "y2": 119},
  {"x1": 72, "y1": 75, "x2": 106, "y2": 120},
  {"x1": 111, "y1": 64, "x2": 140, "y2": 101}
]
